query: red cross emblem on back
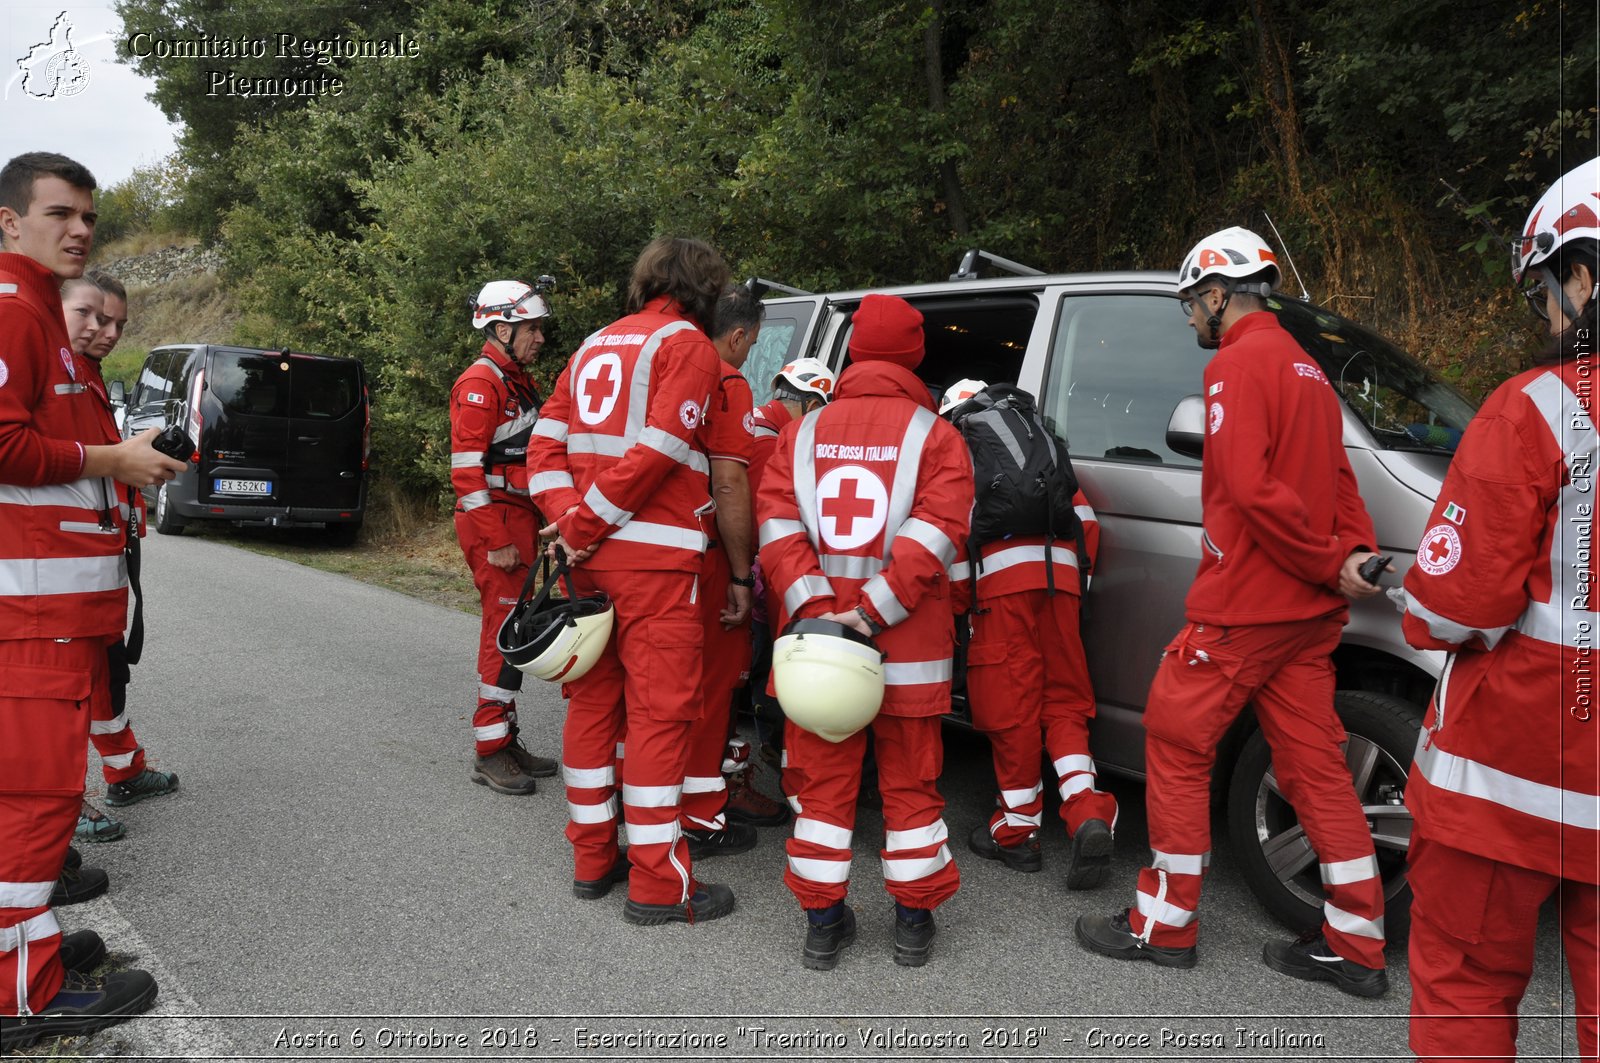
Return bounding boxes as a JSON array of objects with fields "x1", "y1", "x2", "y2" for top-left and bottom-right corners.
[
  {"x1": 575, "y1": 352, "x2": 624, "y2": 425},
  {"x1": 823, "y1": 478, "x2": 876, "y2": 537},
  {"x1": 582, "y1": 362, "x2": 618, "y2": 415},
  {"x1": 815, "y1": 465, "x2": 889, "y2": 551}
]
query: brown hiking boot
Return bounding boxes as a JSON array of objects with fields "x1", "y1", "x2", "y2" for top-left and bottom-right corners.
[
  {"x1": 471, "y1": 747, "x2": 537, "y2": 795},
  {"x1": 724, "y1": 765, "x2": 790, "y2": 827},
  {"x1": 506, "y1": 736, "x2": 558, "y2": 778}
]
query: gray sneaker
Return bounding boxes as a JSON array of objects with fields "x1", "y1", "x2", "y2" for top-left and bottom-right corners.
[{"x1": 105, "y1": 769, "x2": 179, "y2": 808}]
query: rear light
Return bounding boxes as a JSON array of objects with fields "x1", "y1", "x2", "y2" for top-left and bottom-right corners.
[
  {"x1": 209, "y1": 507, "x2": 224, "y2": 514},
  {"x1": 186, "y1": 369, "x2": 205, "y2": 464}
]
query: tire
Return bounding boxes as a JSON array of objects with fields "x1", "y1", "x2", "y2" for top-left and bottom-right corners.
[
  {"x1": 153, "y1": 482, "x2": 186, "y2": 536},
  {"x1": 1226, "y1": 690, "x2": 1420, "y2": 946}
]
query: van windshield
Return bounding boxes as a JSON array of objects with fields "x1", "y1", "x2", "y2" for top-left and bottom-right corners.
[{"x1": 1272, "y1": 299, "x2": 1478, "y2": 454}]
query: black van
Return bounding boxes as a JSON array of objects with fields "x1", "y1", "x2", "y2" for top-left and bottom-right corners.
[{"x1": 122, "y1": 344, "x2": 369, "y2": 543}]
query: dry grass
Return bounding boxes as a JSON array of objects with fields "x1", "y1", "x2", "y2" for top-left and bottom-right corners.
[{"x1": 96, "y1": 231, "x2": 199, "y2": 259}]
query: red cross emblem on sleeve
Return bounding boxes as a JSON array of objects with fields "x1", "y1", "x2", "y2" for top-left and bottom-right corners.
[
  {"x1": 815, "y1": 465, "x2": 889, "y2": 551},
  {"x1": 1417, "y1": 524, "x2": 1462, "y2": 576}
]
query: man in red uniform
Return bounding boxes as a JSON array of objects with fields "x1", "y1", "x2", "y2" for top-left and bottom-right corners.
[
  {"x1": 1403, "y1": 156, "x2": 1600, "y2": 1061},
  {"x1": 452, "y1": 279, "x2": 557, "y2": 795},
  {"x1": 0, "y1": 151, "x2": 175, "y2": 1049},
  {"x1": 941, "y1": 381, "x2": 1117, "y2": 889},
  {"x1": 528, "y1": 236, "x2": 737, "y2": 924},
  {"x1": 1075, "y1": 227, "x2": 1391, "y2": 997},
  {"x1": 62, "y1": 273, "x2": 178, "y2": 843},
  {"x1": 757, "y1": 293, "x2": 973, "y2": 969},
  {"x1": 678, "y1": 284, "x2": 780, "y2": 847}
]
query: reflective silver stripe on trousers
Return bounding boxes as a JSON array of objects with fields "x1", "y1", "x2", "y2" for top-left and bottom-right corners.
[
  {"x1": 527, "y1": 471, "x2": 574, "y2": 494},
  {"x1": 758, "y1": 518, "x2": 807, "y2": 548},
  {"x1": 0, "y1": 880, "x2": 55, "y2": 908},
  {"x1": 622, "y1": 783, "x2": 683, "y2": 808},
  {"x1": 1134, "y1": 889, "x2": 1196, "y2": 927},
  {"x1": 789, "y1": 855, "x2": 851, "y2": 883},
  {"x1": 0, "y1": 910, "x2": 59, "y2": 955},
  {"x1": 880, "y1": 408, "x2": 936, "y2": 559},
  {"x1": 608, "y1": 521, "x2": 706, "y2": 552},
  {"x1": 90, "y1": 712, "x2": 129, "y2": 736},
  {"x1": 884, "y1": 820, "x2": 948, "y2": 851},
  {"x1": 569, "y1": 796, "x2": 618, "y2": 824},
  {"x1": 882, "y1": 658, "x2": 952, "y2": 686},
  {"x1": 1513, "y1": 372, "x2": 1599, "y2": 647},
  {"x1": 794, "y1": 817, "x2": 853, "y2": 850},
  {"x1": 1321, "y1": 855, "x2": 1379, "y2": 886},
  {"x1": 450, "y1": 451, "x2": 484, "y2": 468},
  {"x1": 474, "y1": 722, "x2": 509, "y2": 742},
  {"x1": 1149, "y1": 849, "x2": 1207, "y2": 876},
  {"x1": 102, "y1": 750, "x2": 138, "y2": 770},
  {"x1": 881, "y1": 844, "x2": 952, "y2": 882},
  {"x1": 458, "y1": 490, "x2": 491, "y2": 511},
  {"x1": 0, "y1": 553, "x2": 126, "y2": 597},
  {"x1": 562, "y1": 764, "x2": 614, "y2": 788},
  {"x1": 479, "y1": 683, "x2": 517, "y2": 701},
  {"x1": 1324, "y1": 902, "x2": 1384, "y2": 940},
  {"x1": 1403, "y1": 592, "x2": 1511, "y2": 651},
  {"x1": 1415, "y1": 736, "x2": 1600, "y2": 831}
]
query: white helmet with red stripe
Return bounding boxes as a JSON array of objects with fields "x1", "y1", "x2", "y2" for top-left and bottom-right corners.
[
  {"x1": 939, "y1": 378, "x2": 987, "y2": 415},
  {"x1": 472, "y1": 280, "x2": 549, "y2": 330},
  {"x1": 1515, "y1": 156, "x2": 1600, "y2": 286},
  {"x1": 1176, "y1": 226, "x2": 1281, "y2": 295},
  {"x1": 773, "y1": 358, "x2": 836, "y2": 401}
]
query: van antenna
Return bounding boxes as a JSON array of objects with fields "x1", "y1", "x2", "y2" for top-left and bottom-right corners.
[{"x1": 1261, "y1": 211, "x2": 1310, "y2": 301}]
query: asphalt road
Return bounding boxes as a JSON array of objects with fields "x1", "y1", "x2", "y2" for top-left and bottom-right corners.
[{"x1": 53, "y1": 530, "x2": 1582, "y2": 1062}]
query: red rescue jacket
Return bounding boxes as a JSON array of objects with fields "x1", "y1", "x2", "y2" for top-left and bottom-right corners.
[
  {"x1": 756, "y1": 360, "x2": 973, "y2": 716},
  {"x1": 950, "y1": 498, "x2": 1100, "y2": 612},
  {"x1": 1402, "y1": 358, "x2": 1600, "y2": 883},
  {"x1": 450, "y1": 341, "x2": 541, "y2": 548}
]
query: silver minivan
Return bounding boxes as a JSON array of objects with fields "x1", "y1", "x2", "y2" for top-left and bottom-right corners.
[{"x1": 748, "y1": 256, "x2": 1476, "y2": 939}]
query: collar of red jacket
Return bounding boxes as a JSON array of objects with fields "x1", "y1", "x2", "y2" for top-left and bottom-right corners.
[
  {"x1": 478, "y1": 338, "x2": 533, "y2": 379},
  {"x1": 641, "y1": 294, "x2": 687, "y2": 318},
  {"x1": 834, "y1": 359, "x2": 937, "y2": 411},
  {"x1": 1218, "y1": 309, "x2": 1281, "y2": 349},
  {"x1": 0, "y1": 251, "x2": 64, "y2": 306}
]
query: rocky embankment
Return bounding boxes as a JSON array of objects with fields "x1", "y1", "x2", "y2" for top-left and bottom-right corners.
[{"x1": 96, "y1": 243, "x2": 223, "y2": 286}]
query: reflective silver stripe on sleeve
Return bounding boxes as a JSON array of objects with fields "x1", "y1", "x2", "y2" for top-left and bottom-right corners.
[
  {"x1": 861, "y1": 572, "x2": 909, "y2": 626},
  {"x1": 1403, "y1": 592, "x2": 1511, "y2": 651},
  {"x1": 584, "y1": 484, "x2": 633, "y2": 527},
  {"x1": 881, "y1": 407, "x2": 935, "y2": 559},
  {"x1": 530, "y1": 418, "x2": 568, "y2": 443},
  {"x1": 896, "y1": 516, "x2": 958, "y2": 567},
  {"x1": 948, "y1": 560, "x2": 971, "y2": 582},
  {"x1": 882, "y1": 658, "x2": 952, "y2": 686},
  {"x1": 528, "y1": 471, "x2": 575, "y2": 494},
  {"x1": 820, "y1": 553, "x2": 883, "y2": 580},
  {"x1": 458, "y1": 490, "x2": 492, "y2": 510},
  {"x1": 491, "y1": 409, "x2": 539, "y2": 443},
  {"x1": 451, "y1": 451, "x2": 485, "y2": 468},
  {"x1": 624, "y1": 320, "x2": 698, "y2": 447},
  {"x1": 0, "y1": 554, "x2": 126, "y2": 596},
  {"x1": 638, "y1": 425, "x2": 710, "y2": 474},
  {"x1": 607, "y1": 521, "x2": 707, "y2": 552},
  {"x1": 793, "y1": 409, "x2": 824, "y2": 546},
  {"x1": 1075, "y1": 504, "x2": 1096, "y2": 524},
  {"x1": 783, "y1": 574, "x2": 834, "y2": 615},
  {"x1": 758, "y1": 518, "x2": 807, "y2": 548}
]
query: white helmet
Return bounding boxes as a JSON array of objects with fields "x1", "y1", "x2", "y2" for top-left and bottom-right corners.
[
  {"x1": 473, "y1": 280, "x2": 549, "y2": 330},
  {"x1": 939, "y1": 378, "x2": 987, "y2": 415},
  {"x1": 773, "y1": 358, "x2": 836, "y2": 402},
  {"x1": 1515, "y1": 156, "x2": 1600, "y2": 286},
  {"x1": 497, "y1": 558, "x2": 614, "y2": 682},
  {"x1": 1176, "y1": 226, "x2": 1281, "y2": 295},
  {"x1": 772, "y1": 619, "x2": 886, "y2": 743}
]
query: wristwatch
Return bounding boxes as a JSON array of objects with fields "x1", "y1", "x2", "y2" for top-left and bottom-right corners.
[
  {"x1": 854, "y1": 605, "x2": 884, "y2": 637},
  {"x1": 729, "y1": 573, "x2": 755, "y2": 588}
]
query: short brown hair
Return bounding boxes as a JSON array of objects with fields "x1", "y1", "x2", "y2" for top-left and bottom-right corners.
[
  {"x1": 60, "y1": 276, "x2": 102, "y2": 299},
  {"x1": 626, "y1": 236, "x2": 729, "y2": 332},
  {"x1": 87, "y1": 269, "x2": 126, "y2": 301},
  {"x1": 0, "y1": 152, "x2": 96, "y2": 215}
]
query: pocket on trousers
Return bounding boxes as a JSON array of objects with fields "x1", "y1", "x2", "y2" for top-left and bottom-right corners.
[
  {"x1": 640, "y1": 620, "x2": 704, "y2": 722},
  {"x1": 0, "y1": 664, "x2": 91, "y2": 794},
  {"x1": 1142, "y1": 624, "x2": 1251, "y2": 754}
]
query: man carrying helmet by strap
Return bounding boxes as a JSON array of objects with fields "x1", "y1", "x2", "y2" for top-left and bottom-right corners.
[
  {"x1": 938, "y1": 379, "x2": 1115, "y2": 890},
  {"x1": 452, "y1": 279, "x2": 557, "y2": 795},
  {"x1": 757, "y1": 293, "x2": 973, "y2": 970},
  {"x1": 527, "y1": 236, "x2": 738, "y2": 926},
  {"x1": 1075, "y1": 227, "x2": 1391, "y2": 997},
  {"x1": 1401, "y1": 157, "x2": 1600, "y2": 1061}
]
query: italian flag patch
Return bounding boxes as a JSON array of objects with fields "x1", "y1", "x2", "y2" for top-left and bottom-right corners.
[{"x1": 1442, "y1": 501, "x2": 1466, "y2": 525}]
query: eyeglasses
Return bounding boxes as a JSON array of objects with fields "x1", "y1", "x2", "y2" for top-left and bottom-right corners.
[
  {"x1": 1523, "y1": 280, "x2": 1550, "y2": 322},
  {"x1": 1179, "y1": 289, "x2": 1217, "y2": 317}
]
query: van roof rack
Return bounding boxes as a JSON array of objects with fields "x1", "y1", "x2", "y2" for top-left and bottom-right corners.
[
  {"x1": 949, "y1": 249, "x2": 1045, "y2": 281},
  {"x1": 744, "y1": 277, "x2": 814, "y2": 297}
]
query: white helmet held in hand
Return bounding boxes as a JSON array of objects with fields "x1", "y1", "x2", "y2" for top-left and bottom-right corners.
[
  {"x1": 773, "y1": 358, "x2": 837, "y2": 402},
  {"x1": 773, "y1": 618, "x2": 886, "y2": 743},
  {"x1": 939, "y1": 378, "x2": 987, "y2": 415},
  {"x1": 473, "y1": 280, "x2": 549, "y2": 330},
  {"x1": 1515, "y1": 156, "x2": 1600, "y2": 286},
  {"x1": 498, "y1": 559, "x2": 613, "y2": 682},
  {"x1": 1176, "y1": 226, "x2": 1281, "y2": 295}
]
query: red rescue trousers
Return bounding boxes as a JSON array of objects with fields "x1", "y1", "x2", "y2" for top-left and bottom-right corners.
[
  {"x1": 680, "y1": 541, "x2": 750, "y2": 832},
  {"x1": 560, "y1": 568, "x2": 704, "y2": 905},
  {"x1": 1126, "y1": 616, "x2": 1385, "y2": 967},
  {"x1": 454, "y1": 506, "x2": 538, "y2": 756},
  {"x1": 0, "y1": 637, "x2": 104, "y2": 1014},
  {"x1": 966, "y1": 590, "x2": 1116, "y2": 846},
  {"x1": 1409, "y1": 836, "x2": 1599, "y2": 1062},
  {"x1": 782, "y1": 714, "x2": 960, "y2": 911},
  {"x1": 89, "y1": 639, "x2": 144, "y2": 784}
]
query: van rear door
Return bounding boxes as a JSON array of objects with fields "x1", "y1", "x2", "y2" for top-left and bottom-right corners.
[
  {"x1": 202, "y1": 348, "x2": 290, "y2": 505},
  {"x1": 284, "y1": 354, "x2": 364, "y2": 511}
]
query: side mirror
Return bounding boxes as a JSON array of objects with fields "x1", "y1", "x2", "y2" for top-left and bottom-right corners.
[
  {"x1": 1166, "y1": 394, "x2": 1206, "y2": 459},
  {"x1": 108, "y1": 379, "x2": 126, "y2": 407}
]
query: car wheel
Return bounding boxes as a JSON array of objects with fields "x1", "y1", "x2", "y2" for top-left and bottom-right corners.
[
  {"x1": 1226, "y1": 690, "x2": 1420, "y2": 945},
  {"x1": 153, "y1": 482, "x2": 186, "y2": 536}
]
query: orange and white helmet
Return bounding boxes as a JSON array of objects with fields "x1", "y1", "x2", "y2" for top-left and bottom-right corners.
[
  {"x1": 1515, "y1": 156, "x2": 1600, "y2": 286},
  {"x1": 1176, "y1": 226, "x2": 1281, "y2": 295},
  {"x1": 472, "y1": 280, "x2": 549, "y2": 330},
  {"x1": 939, "y1": 378, "x2": 987, "y2": 415},
  {"x1": 773, "y1": 357, "x2": 836, "y2": 401}
]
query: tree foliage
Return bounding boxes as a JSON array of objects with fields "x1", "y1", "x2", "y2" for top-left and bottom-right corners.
[{"x1": 117, "y1": 0, "x2": 1599, "y2": 503}]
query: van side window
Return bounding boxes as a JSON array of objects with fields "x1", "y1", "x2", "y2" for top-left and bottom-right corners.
[
  {"x1": 831, "y1": 295, "x2": 1037, "y2": 407},
  {"x1": 744, "y1": 303, "x2": 819, "y2": 405},
  {"x1": 133, "y1": 349, "x2": 176, "y2": 408},
  {"x1": 1042, "y1": 294, "x2": 1211, "y2": 468}
]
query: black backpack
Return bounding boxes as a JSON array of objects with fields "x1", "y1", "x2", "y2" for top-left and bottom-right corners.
[{"x1": 948, "y1": 383, "x2": 1089, "y2": 598}]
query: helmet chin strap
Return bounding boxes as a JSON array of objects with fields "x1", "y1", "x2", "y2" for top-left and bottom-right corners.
[{"x1": 1542, "y1": 266, "x2": 1585, "y2": 325}]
